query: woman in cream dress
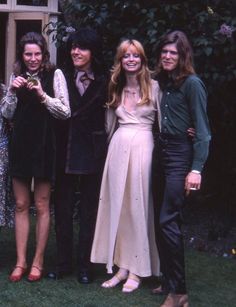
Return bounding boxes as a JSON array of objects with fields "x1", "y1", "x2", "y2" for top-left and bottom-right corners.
[{"x1": 91, "y1": 39, "x2": 160, "y2": 292}]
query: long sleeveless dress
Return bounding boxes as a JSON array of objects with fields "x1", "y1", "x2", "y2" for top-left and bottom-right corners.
[
  {"x1": 91, "y1": 80, "x2": 160, "y2": 277},
  {"x1": 9, "y1": 70, "x2": 56, "y2": 180}
]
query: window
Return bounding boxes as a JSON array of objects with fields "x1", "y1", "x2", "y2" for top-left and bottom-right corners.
[
  {"x1": 17, "y1": 0, "x2": 48, "y2": 6},
  {"x1": 1, "y1": 3, "x2": 58, "y2": 84},
  {"x1": 16, "y1": 20, "x2": 42, "y2": 44}
]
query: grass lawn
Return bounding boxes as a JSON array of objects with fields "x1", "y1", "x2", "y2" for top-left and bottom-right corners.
[{"x1": 0, "y1": 219, "x2": 235, "y2": 307}]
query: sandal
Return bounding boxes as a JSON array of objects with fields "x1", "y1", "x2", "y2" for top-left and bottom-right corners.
[
  {"x1": 9, "y1": 265, "x2": 28, "y2": 282},
  {"x1": 27, "y1": 265, "x2": 43, "y2": 282},
  {"x1": 122, "y1": 273, "x2": 141, "y2": 293},
  {"x1": 101, "y1": 270, "x2": 128, "y2": 288}
]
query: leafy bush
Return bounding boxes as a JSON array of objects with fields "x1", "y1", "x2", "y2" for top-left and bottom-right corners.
[{"x1": 47, "y1": 1, "x2": 236, "y2": 84}]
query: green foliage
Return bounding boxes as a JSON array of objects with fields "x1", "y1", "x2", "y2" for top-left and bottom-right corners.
[
  {"x1": 45, "y1": 0, "x2": 236, "y2": 222},
  {"x1": 46, "y1": 0, "x2": 236, "y2": 86}
]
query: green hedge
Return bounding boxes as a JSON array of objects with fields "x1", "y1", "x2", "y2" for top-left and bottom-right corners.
[{"x1": 47, "y1": 1, "x2": 236, "y2": 87}]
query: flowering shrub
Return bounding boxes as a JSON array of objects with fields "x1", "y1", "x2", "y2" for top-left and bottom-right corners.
[{"x1": 219, "y1": 23, "x2": 234, "y2": 38}]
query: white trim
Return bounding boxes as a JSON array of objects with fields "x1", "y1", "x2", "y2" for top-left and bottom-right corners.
[
  {"x1": 0, "y1": 0, "x2": 58, "y2": 13},
  {"x1": 0, "y1": 0, "x2": 10, "y2": 11},
  {"x1": 48, "y1": 14, "x2": 57, "y2": 66}
]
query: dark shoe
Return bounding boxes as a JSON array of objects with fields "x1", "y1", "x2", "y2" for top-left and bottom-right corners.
[
  {"x1": 47, "y1": 270, "x2": 72, "y2": 280},
  {"x1": 77, "y1": 270, "x2": 93, "y2": 284}
]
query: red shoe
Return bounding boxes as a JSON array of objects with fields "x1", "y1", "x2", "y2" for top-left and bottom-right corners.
[
  {"x1": 27, "y1": 265, "x2": 43, "y2": 282},
  {"x1": 9, "y1": 266, "x2": 27, "y2": 282}
]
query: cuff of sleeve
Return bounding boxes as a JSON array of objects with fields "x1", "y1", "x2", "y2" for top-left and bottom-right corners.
[
  {"x1": 191, "y1": 170, "x2": 201, "y2": 174},
  {"x1": 6, "y1": 92, "x2": 17, "y2": 103},
  {"x1": 191, "y1": 161, "x2": 204, "y2": 173},
  {"x1": 40, "y1": 92, "x2": 48, "y2": 104}
]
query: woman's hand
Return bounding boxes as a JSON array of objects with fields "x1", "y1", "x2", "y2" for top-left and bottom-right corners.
[
  {"x1": 10, "y1": 76, "x2": 27, "y2": 92},
  {"x1": 187, "y1": 127, "x2": 195, "y2": 137},
  {"x1": 26, "y1": 79, "x2": 45, "y2": 100}
]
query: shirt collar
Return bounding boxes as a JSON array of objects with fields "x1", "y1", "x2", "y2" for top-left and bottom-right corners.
[
  {"x1": 26, "y1": 71, "x2": 39, "y2": 78},
  {"x1": 75, "y1": 69, "x2": 95, "y2": 80}
]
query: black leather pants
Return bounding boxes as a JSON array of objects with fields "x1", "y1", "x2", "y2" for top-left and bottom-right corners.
[{"x1": 152, "y1": 134, "x2": 193, "y2": 294}]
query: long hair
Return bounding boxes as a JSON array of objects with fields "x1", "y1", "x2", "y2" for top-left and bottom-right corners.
[
  {"x1": 155, "y1": 30, "x2": 195, "y2": 87},
  {"x1": 108, "y1": 39, "x2": 152, "y2": 108},
  {"x1": 13, "y1": 32, "x2": 53, "y2": 76},
  {"x1": 65, "y1": 27, "x2": 105, "y2": 75}
]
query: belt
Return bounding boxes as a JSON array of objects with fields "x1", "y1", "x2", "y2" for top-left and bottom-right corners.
[{"x1": 159, "y1": 133, "x2": 192, "y2": 141}]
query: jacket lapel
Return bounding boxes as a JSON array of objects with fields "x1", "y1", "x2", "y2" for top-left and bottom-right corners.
[{"x1": 72, "y1": 75, "x2": 105, "y2": 117}]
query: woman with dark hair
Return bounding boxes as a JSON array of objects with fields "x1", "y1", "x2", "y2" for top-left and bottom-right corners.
[
  {"x1": 47, "y1": 27, "x2": 107, "y2": 284},
  {"x1": 152, "y1": 30, "x2": 211, "y2": 306},
  {"x1": 91, "y1": 39, "x2": 160, "y2": 293},
  {"x1": 1, "y1": 32, "x2": 70, "y2": 282}
]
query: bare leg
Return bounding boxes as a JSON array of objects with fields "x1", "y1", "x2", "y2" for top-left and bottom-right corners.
[
  {"x1": 11, "y1": 178, "x2": 31, "y2": 276},
  {"x1": 29, "y1": 179, "x2": 51, "y2": 276}
]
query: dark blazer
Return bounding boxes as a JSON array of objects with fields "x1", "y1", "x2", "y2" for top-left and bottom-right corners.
[{"x1": 55, "y1": 70, "x2": 108, "y2": 175}]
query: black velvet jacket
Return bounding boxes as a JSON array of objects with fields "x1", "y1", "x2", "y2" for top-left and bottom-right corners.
[{"x1": 55, "y1": 71, "x2": 108, "y2": 175}]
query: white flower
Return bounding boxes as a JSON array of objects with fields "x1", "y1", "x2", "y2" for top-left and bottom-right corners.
[
  {"x1": 66, "y1": 26, "x2": 76, "y2": 33},
  {"x1": 219, "y1": 23, "x2": 234, "y2": 38}
]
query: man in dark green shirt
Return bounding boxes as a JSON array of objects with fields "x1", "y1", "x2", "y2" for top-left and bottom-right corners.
[
  {"x1": 152, "y1": 31, "x2": 211, "y2": 307},
  {"x1": 160, "y1": 74, "x2": 210, "y2": 172}
]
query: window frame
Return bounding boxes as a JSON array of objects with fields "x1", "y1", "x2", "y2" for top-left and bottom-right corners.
[{"x1": 0, "y1": 0, "x2": 58, "y2": 12}]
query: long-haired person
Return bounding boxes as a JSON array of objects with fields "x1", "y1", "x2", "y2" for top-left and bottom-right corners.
[
  {"x1": 152, "y1": 30, "x2": 211, "y2": 307},
  {"x1": 47, "y1": 27, "x2": 108, "y2": 284},
  {"x1": 91, "y1": 39, "x2": 160, "y2": 293},
  {"x1": 1, "y1": 32, "x2": 70, "y2": 282}
]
